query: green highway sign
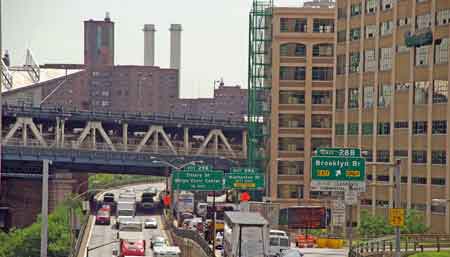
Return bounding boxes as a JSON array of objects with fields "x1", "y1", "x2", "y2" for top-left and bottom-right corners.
[
  {"x1": 230, "y1": 167, "x2": 261, "y2": 173},
  {"x1": 311, "y1": 156, "x2": 366, "y2": 192},
  {"x1": 172, "y1": 170, "x2": 224, "y2": 191},
  {"x1": 316, "y1": 148, "x2": 361, "y2": 157},
  {"x1": 225, "y1": 172, "x2": 265, "y2": 190}
]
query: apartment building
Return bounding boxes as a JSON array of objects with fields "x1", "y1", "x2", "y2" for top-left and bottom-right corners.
[
  {"x1": 335, "y1": 0, "x2": 450, "y2": 232},
  {"x1": 267, "y1": 1, "x2": 335, "y2": 207}
]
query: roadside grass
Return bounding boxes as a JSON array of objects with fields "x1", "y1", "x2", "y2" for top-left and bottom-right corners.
[{"x1": 410, "y1": 251, "x2": 450, "y2": 257}]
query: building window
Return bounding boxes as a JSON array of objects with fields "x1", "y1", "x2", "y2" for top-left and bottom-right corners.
[
  {"x1": 380, "y1": 20, "x2": 394, "y2": 36},
  {"x1": 348, "y1": 88, "x2": 359, "y2": 109},
  {"x1": 280, "y1": 18, "x2": 289, "y2": 32},
  {"x1": 312, "y1": 67, "x2": 333, "y2": 81},
  {"x1": 378, "y1": 84, "x2": 392, "y2": 107},
  {"x1": 432, "y1": 120, "x2": 447, "y2": 134},
  {"x1": 278, "y1": 161, "x2": 304, "y2": 176},
  {"x1": 335, "y1": 124, "x2": 345, "y2": 135},
  {"x1": 279, "y1": 114, "x2": 305, "y2": 128},
  {"x1": 412, "y1": 150, "x2": 427, "y2": 164},
  {"x1": 337, "y1": 30, "x2": 347, "y2": 43},
  {"x1": 280, "y1": 43, "x2": 306, "y2": 57},
  {"x1": 394, "y1": 150, "x2": 408, "y2": 157},
  {"x1": 435, "y1": 38, "x2": 449, "y2": 64},
  {"x1": 416, "y1": 13, "x2": 432, "y2": 30},
  {"x1": 437, "y1": 9, "x2": 450, "y2": 26},
  {"x1": 431, "y1": 177, "x2": 446, "y2": 186},
  {"x1": 416, "y1": 45, "x2": 430, "y2": 66},
  {"x1": 364, "y1": 150, "x2": 373, "y2": 161},
  {"x1": 363, "y1": 86, "x2": 374, "y2": 108},
  {"x1": 312, "y1": 115, "x2": 332, "y2": 128},
  {"x1": 395, "y1": 82, "x2": 412, "y2": 92},
  {"x1": 280, "y1": 91, "x2": 305, "y2": 104},
  {"x1": 377, "y1": 150, "x2": 390, "y2": 162},
  {"x1": 380, "y1": 47, "x2": 393, "y2": 71},
  {"x1": 377, "y1": 175, "x2": 390, "y2": 182},
  {"x1": 394, "y1": 121, "x2": 409, "y2": 129},
  {"x1": 295, "y1": 19, "x2": 307, "y2": 32},
  {"x1": 312, "y1": 91, "x2": 331, "y2": 104},
  {"x1": 365, "y1": 49, "x2": 377, "y2": 72},
  {"x1": 398, "y1": 16, "x2": 411, "y2": 27},
  {"x1": 413, "y1": 121, "x2": 427, "y2": 134},
  {"x1": 277, "y1": 184, "x2": 304, "y2": 199},
  {"x1": 312, "y1": 44, "x2": 333, "y2": 57},
  {"x1": 366, "y1": 0, "x2": 377, "y2": 14},
  {"x1": 337, "y1": 55, "x2": 346, "y2": 74},
  {"x1": 280, "y1": 66, "x2": 305, "y2": 80},
  {"x1": 378, "y1": 122, "x2": 390, "y2": 135},
  {"x1": 433, "y1": 80, "x2": 448, "y2": 103},
  {"x1": 351, "y1": 3, "x2": 362, "y2": 16},
  {"x1": 350, "y1": 28, "x2": 361, "y2": 41},
  {"x1": 362, "y1": 123, "x2": 373, "y2": 135},
  {"x1": 412, "y1": 177, "x2": 427, "y2": 185},
  {"x1": 381, "y1": 0, "x2": 393, "y2": 10},
  {"x1": 311, "y1": 138, "x2": 332, "y2": 150},
  {"x1": 349, "y1": 52, "x2": 360, "y2": 73},
  {"x1": 336, "y1": 89, "x2": 345, "y2": 109},
  {"x1": 279, "y1": 138, "x2": 304, "y2": 151},
  {"x1": 414, "y1": 81, "x2": 429, "y2": 104},
  {"x1": 366, "y1": 24, "x2": 377, "y2": 38},
  {"x1": 313, "y1": 19, "x2": 334, "y2": 33},
  {"x1": 348, "y1": 123, "x2": 359, "y2": 135},
  {"x1": 338, "y1": 7, "x2": 347, "y2": 19},
  {"x1": 432, "y1": 151, "x2": 446, "y2": 164}
]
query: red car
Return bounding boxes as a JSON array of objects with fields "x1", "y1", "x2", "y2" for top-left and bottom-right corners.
[
  {"x1": 120, "y1": 239, "x2": 146, "y2": 257},
  {"x1": 95, "y1": 209, "x2": 111, "y2": 225}
]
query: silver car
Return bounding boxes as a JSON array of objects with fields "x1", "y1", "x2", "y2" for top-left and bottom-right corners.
[{"x1": 144, "y1": 218, "x2": 158, "y2": 229}]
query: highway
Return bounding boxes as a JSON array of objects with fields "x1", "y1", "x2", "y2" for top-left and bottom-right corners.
[{"x1": 86, "y1": 183, "x2": 169, "y2": 257}]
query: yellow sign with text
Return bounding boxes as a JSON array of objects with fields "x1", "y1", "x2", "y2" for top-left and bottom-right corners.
[{"x1": 389, "y1": 208, "x2": 405, "y2": 227}]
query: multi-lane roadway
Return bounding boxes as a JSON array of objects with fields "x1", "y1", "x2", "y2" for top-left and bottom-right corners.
[{"x1": 85, "y1": 183, "x2": 168, "y2": 257}]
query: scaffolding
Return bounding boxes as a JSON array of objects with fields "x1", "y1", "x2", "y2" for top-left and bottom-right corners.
[{"x1": 248, "y1": 0, "x2": 273, "y2": 167}]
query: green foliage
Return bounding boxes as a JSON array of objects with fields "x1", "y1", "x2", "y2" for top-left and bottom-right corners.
[
  {"x1": 89, "y1": 174, "x2": 162, "y2": 189},
  {"x1": 0, "y1": 201, "x2": 82, "y2": 257},
  {"x1": 410, "y1": 251, "x2": 450, "y2": 257},
  {"x1": 358, "y1": 209, "x2": 428, "y2": 239}
]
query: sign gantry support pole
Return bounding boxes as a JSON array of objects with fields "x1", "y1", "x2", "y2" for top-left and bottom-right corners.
[{"x1": 394, "y1": 159, "x2": 401, "y2": 257}]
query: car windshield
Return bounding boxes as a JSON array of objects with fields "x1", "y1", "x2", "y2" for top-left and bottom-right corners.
[{"x1": 146, "y1": 218, "x2": 156, "y2": 222}]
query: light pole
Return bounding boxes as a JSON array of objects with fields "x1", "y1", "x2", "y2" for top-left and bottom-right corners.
[{"x1": 41, "y1": 160, "x2": 51, "y2": 257}]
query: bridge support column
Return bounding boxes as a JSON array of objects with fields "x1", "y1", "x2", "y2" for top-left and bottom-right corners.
[
  {"x1": 123, "y1": 123, "x2": 128, "y2": 151},
  {"x1": 60, "y1": 119, "x2": 65, "y2": 147},
  {"x1": 153, "y1": 130, "x2": 159, "y2": 153},
  {"x1": 22, "y1": 121, "x2": 27, "y2": 146},
  {"x1": 3, "y1": 117, "x2": 47, "y2": 147},
  {"x1": 55, "y1": 118, "x2": 60, "y2": 147},
  {"x1": 214, "y1": 133, "x2": 218, "y2": 156},
  {"x1": 91, "y1": 126, "x2": 96, "y2": 150},
  {"x1": 184, "y1": 127, "x2": 189, "y2": 155}
]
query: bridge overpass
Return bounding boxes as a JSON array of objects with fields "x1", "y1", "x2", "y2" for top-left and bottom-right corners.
[
  {"x1": 2, "y1": 105, "x2": 248, "y2": 174},
  {"x1": 0, "y1": 105, "x2": 249, "y2": 229}
]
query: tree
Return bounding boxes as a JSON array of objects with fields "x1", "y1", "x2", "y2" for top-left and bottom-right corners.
[
  {"x1": 359, "y1": 210, "x2": 393, "y2": 238},
  {"x1": 401, "y1": 209, "x2": 428, "y2": 234}
]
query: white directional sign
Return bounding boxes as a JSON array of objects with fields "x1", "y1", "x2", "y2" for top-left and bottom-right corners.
[
  {"x1": 344, "y1": 191, "x2": 358, "y2": 205},
  {"x1": 311, "y1": 180, "x2": 366, "y2": 192},
  {"x1": 331, "y1": 200, "x2": 345, "y2": 227}
]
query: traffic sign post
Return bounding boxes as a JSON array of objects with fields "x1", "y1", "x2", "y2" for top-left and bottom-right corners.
[
  {"x1": 225, "y1": 172, "x2": 265, "y2": 190},
  {"x1": 172, "y1": 170, "x2": 224, "y2": 191},
  {"x1": 311, "y1": 156, "x2": 366, "y2": 192},
  {"x1": 389, "y1": 208, "x2": 405, "y2": 227}
]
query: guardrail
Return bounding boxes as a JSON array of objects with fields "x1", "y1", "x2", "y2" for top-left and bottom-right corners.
[
  {"x1": 349, "y1": 234, "x2": 450, "y2": 257},
  {"x1": 163, "y1": 210, "x2": 215, "y2": 257},
  {"x1": 69, "y1": 214, "x2": 89, "y2": 257}
]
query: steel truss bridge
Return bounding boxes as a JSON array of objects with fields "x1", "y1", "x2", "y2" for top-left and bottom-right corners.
[{"x1": 1, "y1": 105, "x2": 248, "y2": 175}]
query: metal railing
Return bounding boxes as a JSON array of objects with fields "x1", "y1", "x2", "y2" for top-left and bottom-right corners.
[
  {"x1": 349, "y1": 234, "x2": 450, "y2": 257},
  {"x1": 69, "y1": 214, "x2": 90, "y2": 257}
]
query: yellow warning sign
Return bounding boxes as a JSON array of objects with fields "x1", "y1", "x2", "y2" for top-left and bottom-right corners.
[{"x1": 389, "y1": 208, "x2": 405, "y2": 227}]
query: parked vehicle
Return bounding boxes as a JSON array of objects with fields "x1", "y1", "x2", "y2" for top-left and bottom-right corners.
[
  {"x1": 270, "y1": 229, "x2": 288, "y2": 237},
  {"x1": 153, "y1": 246, "x2": 181, "y2": 257},
  {"x1": 144, "y1": 218, "x2": 158, "y2": 229}
]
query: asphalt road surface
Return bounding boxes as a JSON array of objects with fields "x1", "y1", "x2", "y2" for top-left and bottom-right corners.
[{"x1": 87, "y1": 183, "x2": 168, "y2": 257}]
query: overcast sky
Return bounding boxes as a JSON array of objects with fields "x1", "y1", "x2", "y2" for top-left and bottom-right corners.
[{"x1": 4, "y1": 0, "x2": 304, "y2": 98}]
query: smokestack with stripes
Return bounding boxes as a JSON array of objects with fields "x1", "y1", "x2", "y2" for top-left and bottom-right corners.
[{"x1": 143, "y1": 24, "x2": 156, "y2": 66}]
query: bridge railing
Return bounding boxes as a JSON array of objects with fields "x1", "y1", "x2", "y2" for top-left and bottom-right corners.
[
  {"x1": 349, "y1": 234, "x2": 450, "y2": 257},
  {"x1": 2, "y1": 138, "x2": 246, "y2": 159}
]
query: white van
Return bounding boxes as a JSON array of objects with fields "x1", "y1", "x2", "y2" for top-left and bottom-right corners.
[
  {"x1": 269, "y1": 234, "x2": 290, "y2": 257},
  {"x1": 270, "y1": 229, "x2": 288, "y2": 237},
  {"x1": 153, "y1": 246, "x2": 181, "y2": 257}
]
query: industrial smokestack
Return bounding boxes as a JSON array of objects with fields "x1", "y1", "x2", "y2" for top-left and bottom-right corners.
[
  {"x1": 143, "y1": 24, "x2": 156, "y2": 66},
  {"x1": 169, "y1": 24, "x2": 182, "y2": 70}
]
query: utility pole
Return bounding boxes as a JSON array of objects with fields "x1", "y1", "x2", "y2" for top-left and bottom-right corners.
[
  {"x1": 0, "y1": 0, "x2": 3, "y2": 191},
  {"x1": 212, "y1": 190, "x2": 216, "y2": 257},
  {"x1": 41, "y1": 160, "x2": 50, "y2": 257},
  {"x1": 394, "y1": 159, "x2": 401, "y2": 257}
]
